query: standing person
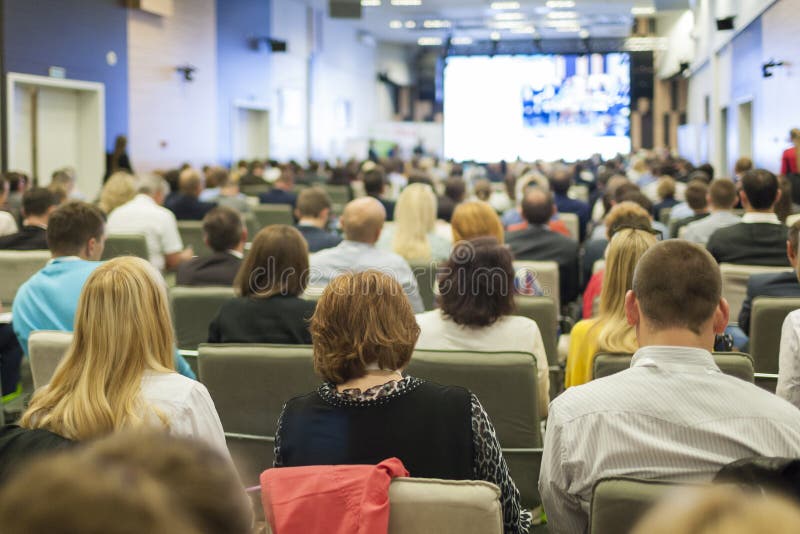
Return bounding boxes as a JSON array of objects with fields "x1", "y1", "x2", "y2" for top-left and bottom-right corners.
[
  {"x1": 781, "y1": 128, "x2": 800, "y2": 176},
  {"x1": 105, "y1": 134, "x2": 134, "y2": 182}
]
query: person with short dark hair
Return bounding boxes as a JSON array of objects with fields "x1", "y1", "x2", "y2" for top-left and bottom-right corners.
[
  {"x1": 167, "y1": 168, "x2": 216, "y2": 221},
  {"x1": 550, "y1": 168, "x2": 590, "y2": 240},
  {"x1": 259, "y1": 165, "x2": 298, "y2": 207},
  {"x1": 541, "y1": 240, "x2": 800, "y2": 534},
  {"x1": 415, "y1": 237, "x2": 549, "y2": 415},
  {"x1": 506, "y1": 188, "x2": 580, "y2": 304},
  {"x1": 707, "y1": 169, "x2": 789, "y2": 266},
  {"x1": 207, "y1": 225, "x2": 315, "y2": 344},
  {"x1": 362, "y1": 166, "x2": 395, "y2": 221},
  {"x1": 0, "y1": 188, "x2": 57, "y2": 250},
  {"x1": 274, "y1": 270, "x2": 531, "y2": 534},
  {"x1": 669, "y1": 180, "x2": 710, "y2": 237},
  {"x1": 176, "y1": 207, "x2": 246, "y2": 287},
  {"x1": 294, "y1": 188, "x2": 341, "y2": 252},
  {"x1": 684, "y1": 179, "x2": 741, "y2": 245},
  {"x1": 437, "y1": 176, "x2": 466, "y2": 222}
]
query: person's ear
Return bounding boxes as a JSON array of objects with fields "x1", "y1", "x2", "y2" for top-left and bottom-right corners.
[
  {"x1": 624, "y1": 290, "x2": 639, "y2": 327},
  {"x1": 713, "y1": 297, "x2": 730, "y2": 334},
  {"x1": 774, "y1": 188, "x2": 783, "y2": 207},
  {"x1": 787, "y1": 240, "x2": 797, "y2": 265},
  {"x1": 739, "y1": 190, "x2": 748, "y2": 207},
  {"x1": 320, "y1": 207, "x2": 330, "y2": 221}
]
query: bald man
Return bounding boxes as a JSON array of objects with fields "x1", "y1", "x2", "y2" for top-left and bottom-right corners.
[
  {"x1": 166, "y1": 168, "x2": 215, "y2": 221},
  {"x1": 309, "y1": 197, "x2": 424, "y2": 312}
]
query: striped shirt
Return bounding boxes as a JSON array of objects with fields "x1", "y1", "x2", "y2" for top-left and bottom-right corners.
[{"x1": 539, "y1": 345, "x2": 800, "y2": 534}]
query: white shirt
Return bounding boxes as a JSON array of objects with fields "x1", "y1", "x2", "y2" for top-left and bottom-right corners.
[
  {"x1": 106, "y1": 194, "x2": 184, "y2": 271},
  {"x1": 741, "y1": 212, "x2": 781, "y2": 224},
  {"x1": 683, "y1": 211, "x2": 741, "y2": 245},
  {"x1": 540, "y1": 345, "x2": 800, "y2": 534},
  {"x1": 0, "y1": 211, "x2": 18, "y2": 237},
  {"x1": 415, "y1": 309, "x2": 549, "y2": 416},
  {"x1": 140, "y1": 371, "x2": 229, "y2": 460},
  {"x1": 778, "y1": 309, "x2": 800, "y2": 407}
]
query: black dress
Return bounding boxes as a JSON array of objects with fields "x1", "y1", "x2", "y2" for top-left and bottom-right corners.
[{"x1": 207, "y1": 295, "x2": 315, "y2": 344}]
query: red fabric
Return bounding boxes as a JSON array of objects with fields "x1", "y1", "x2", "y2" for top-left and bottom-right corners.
[
  {"x1": 782, "y1": 147, "x2": 798, "y2": 175},
  {"x1": 507, "y1": 219, "x2": 570, "y2": 236},
  {"x1": 582, "y1": 270, "x2": 604, "y2": 319},
  {"x1": 261, "y1": 458, "x2": 409, "y2": 534}
]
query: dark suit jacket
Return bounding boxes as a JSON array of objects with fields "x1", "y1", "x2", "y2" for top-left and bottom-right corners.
[
  {"x1": 506, "y1": 225, "x2": 580, "y2": 304},
  {"x1": 176, "y1": 252, "x2": 242, "y2": 287},
  {"x1": 296, "y1": 224, "x2": 342, "y2": 253},
  {"x1": 166, "y1": 194, "x2": 216, "y2": 221},
  {"x1": 259, "y1": 189, "x2": 297, "y2": 206},
  {"x1": 208, "y1": 295, "x2": 316, "y2": 344},
  {"x1": 707, "y1": 223, "x2": 790, "y2": 266},
  {"x1": 554, "y1": 193, "x2": 590, "y2": 241},
  {"x1": 738, "y1": 270, "x2": 800, "y2": 335},
  {"x1": 369, "y1": 195, "x2": 395, "y2": 221},
  {"x1": 0, "y1": 226, "x2": 48, "y2": 250}
]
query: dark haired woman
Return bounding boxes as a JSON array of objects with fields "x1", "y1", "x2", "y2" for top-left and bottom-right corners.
[{"x1": 415, "y1": 236, "x2": 549, "y2": 416}]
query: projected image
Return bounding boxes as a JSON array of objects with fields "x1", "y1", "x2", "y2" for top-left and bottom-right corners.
[{"x1": 443, "y1": 54, "x2": 631, "y2": 162}]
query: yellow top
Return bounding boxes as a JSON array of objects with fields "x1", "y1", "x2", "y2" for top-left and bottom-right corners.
[{"x1": 565, "y1": 318, "x2": 600, "y2": 388}]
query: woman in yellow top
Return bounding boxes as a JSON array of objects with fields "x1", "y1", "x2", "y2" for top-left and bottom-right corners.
[{"x1": 565, "y1": 224, "x2": 658, "y2": 387}]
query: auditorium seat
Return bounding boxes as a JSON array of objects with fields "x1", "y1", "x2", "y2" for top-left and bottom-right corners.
[
  {"x1": 262, "y1": 477, "x2": 503, "y2": 534},
  {"x1": 240, "y1": 184, "x2": 272, "y2": 197},
  {"x1": 590, "y1": 477, "x2": 684, "y2": 534},
  {"x1": 28, "y1": 330, "x2": 72, "y2": 389},
  {"x1": 197, "y1": 343, "x2": 317, "y2": 486},
  {"x1": 408, "y1": 260, "x2": 438, "y2": 311},
  {"x1": 0, "y1": 250, "x2": 51, "y2": 304},
  {"x1": 252, "y1": 204, "x2": 294, "y2": 230},
  {"x1": 513, "y1": 260, "x2": 560, "y2": 312},
  {"x1": 720, "y1": 263, "x2": 789, "y2": 323},
  {"x1": 169, "y1": 286, "x2": 234, "y2": 350},
  {"x1": 322, "y1": 184, "x2": 350, "y2": 213},
  {"x1": 407, "y1": 348, "x2": 543, "y2": 508},
  {"x1": 592, "y1": 352, "x2": 754, "y2": 382},
  {"x1": 658, "y1": 207, "x2": 672, "y2": 225},
  {"x1": 559, "y1": 212, "x2": 580, "y2": 241},
  {"x1": 176, "y1": 221, "x2": 214, "y2": 257},
  {"x1": 749, "y1": 297, "x2": 800, "y2": 392},
  {"x1": 101, "y1": 234, "x2": 149, "y2": 261}
]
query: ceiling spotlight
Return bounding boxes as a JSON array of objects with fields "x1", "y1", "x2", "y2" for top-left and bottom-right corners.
[
  {"x1": 545, "y1": 19, "x2": 581, "y2": 28},
  {"x1": 511, "y1": 25, "x2": 537, "y2": 34},
  {"x1": 404, "y1": 20, "x2": 417, "y2": 28},
  {"x1": 547, "y1": 11, "x2": 577, "y2": 19},
  {"x1": 423, "y1": 19, "x2": 451, "y2": 28},
  {"x1": 361, "y1": 0, "x2": 381, "y2": 5},
  {"x1": 451, "y1": 36, "x2": 474, "y2": 45},
  {"x1": 631, "y1": 6, "x2": 656, "y2": 15},
  {"x1": 389, "y1": 20, "x2": 403, "y2": 28},
  {"x1": 579, "y1": 29, "x2": 590, "y2": 38},
  {"x1": 495, "y1": 12, "x2": 525, "y2": 20},
  {"x1": 490, "y1": 1, "x2": 520, "y2": 9},
  {"x1": 490, "y1": 31, "x2": 501, "y2": 40},
  {"x1": 417, "y1": 37, "x2": 443, "y2": 46},
  {"x1": 391, "y1": 0, "x2": 422, "y2": 5}
]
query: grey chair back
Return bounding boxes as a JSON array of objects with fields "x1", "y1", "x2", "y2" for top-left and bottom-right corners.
[
  {"x1": 252, "y1": 204, "x2": 294, "y2": 230},
  {"x1": 101, "y1": 234, "x2": 149, "y2": 260},
  {"x1": 323, "y1": 184, "x2": 350, "y2": 213},
  {"x1": 409, "y1": 260, "x2": 437, "y2": 311},
  {"x1": 169, "y1": 286, "x2": 234, "y2": 350},
  {"x1": 590, "y1": 477, "x2": 681, "y2": 534},
  {"x1": 592, "y1": 352, "x2": 754, "y2": 383},
  {"x1": 0, "y1": 250, "x2": 51, "y2": 304},
  {"x1": 197, "y1": 343, "x2": 318, "y2": 485},
  {"x1": 514, "y1": 296, "x2": 558, "y2": 367},
  {"x1": 177, "y1": 221, "x2": 214, "y2": 257},
  {"x1": 513, "y1": 260, "x2": 560, "y2": 312},
  {"x1": 559, "y1": 212, "x2": 580, "y2": 241},
  {"x1": 720, "y1": 264, "x2": 790, "y2": 323},
  {"x1": 240, "y1": 184, "x2": 272, "y2": 197},
  {"x1": 749, "y1": 297, "x2": 800, "y2": 391},
  {"x1": 28, "y1": 331, "x2": 73, "y2": 389}
]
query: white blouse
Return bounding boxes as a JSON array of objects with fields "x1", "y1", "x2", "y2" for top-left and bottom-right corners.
[
  {"x1": 415, "y1": 309, "x2": 550, "y2": 416},
  {"x1": 778, "y1": 310, "x2": 800, "y2": 409}
]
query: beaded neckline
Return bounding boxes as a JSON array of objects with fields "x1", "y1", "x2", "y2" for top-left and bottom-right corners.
[{"x1": 318, "y1": 376, "x2": 424, "y2": 408}]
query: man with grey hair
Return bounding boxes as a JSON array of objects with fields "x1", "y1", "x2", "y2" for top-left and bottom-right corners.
[{"x1": 107, "y1": 174, "x2": 193, "y2": 271}]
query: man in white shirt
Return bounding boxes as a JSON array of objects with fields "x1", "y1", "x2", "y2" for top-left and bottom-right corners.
[
  {"x1": 540, "y1": 240, "x2": 800, "y2": 534},
  {"x1": 683, "y1": 178, "x2": 741, "y2": 245},
  {"x1": 309, "y1": 197, "x2": 424, "y2": 312},
  {"x1": 107, "y1": 174, "x2": 193, "y2": 272}
]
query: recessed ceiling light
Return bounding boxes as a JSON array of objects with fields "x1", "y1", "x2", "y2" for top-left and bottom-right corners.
[
  {"x1": 389, "y1": 20, "x2": 403, "y2": 28},
  {"x1": 495, "y1": 12, "x2": 525, "y2": 20},
  {"x1": 451, "y1": 36, "x2": 474, "y2": 45},
  {"x1": 579, "y1": 29, "x2": 590, "y2": 38},
  {"x1": 490, "y1": 1, "x2": 520, "y2": 9},
  {"x1": 404, "y1": 20, "x2": 417, "y2": 28},
  {"x1": 423, "y1": 19, "x2": 451, "y2": 28},
  {"x1": 493, "y1": 20, "x2": 527, "y2": 28},
  {"x1": 490, "y1": 31, "x2": 501, "y2": 40},
  {"x1": 545, "y1": 19, "x2": 581, "y2": 28},
  {"x1": 418, "y1": 37, "x2": 443, "y2": 45},
  {"x1": 631, "y1": 6, "x2": 656, "y2": 14},
  {"x1": 511, "y1": 25, "x2": 537, "y2": 34},
  {"x1": 391, "y1": 0, "x2": 422, "y2": 5},
  {"x1": 361, "y1": 0, "x2": 381, "y2": 6},
  {"x1": 547, "y1": 11, "x2": 577, "y2": 19},
  {"x1": 555, "y1": 26, "x2": 580, "y2": 32},
  {"x1": 546, "y1": 0, "x2": 575, "y2": 7}
]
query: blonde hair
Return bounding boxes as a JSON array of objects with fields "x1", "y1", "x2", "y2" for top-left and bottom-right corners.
[
  {"x1": 392, "y1": 183, "x2": 436, "y2": 261},
  {"x1": 593, "y1": 228, "x2": 657, "y2": 353},
  {"x1": 98, "y1": 172, "x2": 137, "y2": 214},
  {"x1": 19, "y1": 257, "x2": 175, "y2": 440},
  {"x1": 451, "y1": 201, "x2": 504, "y2": 244}
]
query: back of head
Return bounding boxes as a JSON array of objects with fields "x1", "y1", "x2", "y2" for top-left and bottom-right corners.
[
  {"x1": 604, "y1": 201, "x2": 652, "y2": 240},
  {"x1": 205, "y1": 166, "x2": 229, "y2": 188},
  {"x1": 296, "y1": 187, "x2": 331, "y2": 218},
  {"x1": 687, "y1": 170, "x2": 712, "y2": 185},
  {"x1": 84, "y1": 432, "x2": 252, "y2": 534},
  {"x1": 612, "y1": 181, "x2": 640, "y2": 204},
  {"x1": 202, "y1": 207, "x2": 243, "y2": 253},
  {"x1": 138, "y1": 173, "x2": 170, "y2": 198},
  {"x1": 363, "y1": 166, "x2": 387, "y2": 196},
  {"x1": 620, "y1": 190, "x2": 654, "y2": 215},
  {"x1": 741, "y1": 169, "x2": 779, "y2": 210},
  {"x1": 697, "y1": 163, "x2": 715, "y2": 180},
  {"x1": 709, "y1": 179, "x2": 738, "y2": 209},
  {"x1": 474, "y1": 179, "x2": 492, "y2": 201},
  {"x1": 311, "y1": 271, "x2": 420, "y2": 384},
  {"x1": 51, "y1": 168, "x2": 75, "y2": 187},
  {"x1": 19, "y1": 257, "x2": 175, "y2": 440},
  {"x1": 633, "y1": 240, "x2": 721, "y2": 335},
  {"x1": 685, "y1": 180, "x2": 709, "y2": 211},
  {"x1": 179, "y1": 168, "x2": 203, "y2": 196},
  {"x1": 451, "y1": 201, "x2": 504, "y2": 243},
  {"x1": 47, "y1": 201, "x2": 106, "y2": 257},
  {"x1": 22, "y1": 187, "x2": 57, "y2": 217},
  {"x1": 0, "y1": 450, "x2": 200, "y2": 534},
  {"x1": 99, "y1": 172, "x2": 137, "y2": 214},
  {"x1": 550, "y1": 168, "x2": 572, "y2": 195},
  {"x1": 735, "y1": 157, "x2": 753, "y2": 174},
  {"x1": 656, "y1": 176, "x2": 676, "y2": 200},
  {"x1": 393, "y1": 183, "x2": 436, "y2": 261},
  {"x1": 236, "y1": 224, "x2": 308, "y2": 298},
  {"x1": 341, "y1": 196, "x2": 386, "y2": 243},
  {"x1": 444, "y1": 177, "x2": 467, "y2": 202},
  {"x1": 521, "y1": 188, "x2": 554, "y2": 226},
  {"x1": 438, "y1": 237, "x2": 515, "y2": 327}
]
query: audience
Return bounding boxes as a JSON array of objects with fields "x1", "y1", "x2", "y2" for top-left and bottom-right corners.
[
  {"x1": 259, "y1": 166, "x2": 298, "y2": 206},
  {"x1": 683, "y1": 178, "x2": 741, "y2": 245},
  {"x1": 363, "y1": 166, "x2": 395, "y2": 221},
  {"x1": 415, "y1": 237, "x2": 549, "y2": 415},
  {"x1": 294, "y1": 187, "x2": 341, "y2": 252},
  {"x1": 667, "y1": 170, "x2": 711, "y2": 221},
  {"x1": 176, "y1": 207, "x2": 246, "y2": 287},
  {"x1": 451, "y1": 200, "x2": 505, "y2": 243},
  {"x1": 550, "y1": 167, "x2": 590, "y2": 240},
  {"x1": 0, "y1": 175, "x2": 17, "y2": 237},
  {"x1": 309, "y1": 197, "x2": 423, "y2": 312},
  {"x1": 707, "y1": 169, "x2": 789, "y2": 266},
  {"x1": 0, "y1": 188, "x2": 57, "y2": 250},
  {"x1": 541, "y1": 240, "x2": 800, "y2": 534},
  {"x1": 107, "y1": 174, "x2": 193, "y2": 271},
  {"x1": 167, "y1": 168, "x2": 216, "y2": 221},
  {"x1": 97, "y1": 171, "x2": 137, "y2": 215},
  {"x1": 205, "y1": 167, "x2": 250, "y2": 213},
  {"x1": 274, "y1": 271, "x2": 531, "y2": 534},
  {"x1": 506, "y1": 188, "x2": 580, "y2": 305},
  {"x1": 669, "y1": 179, "x2": 709, "y2": 237},
  {"x1": 378, "y1": 183, "x2": 450, "y2": 262},
  {"x1": 208, "y1": 225, "x2": 315, "y2": 344},
  {"x1": 652, "y1": 176, "x2": 679, "y2": 217},
  {"x1": 18, "y1": 257, "x2": 225, "y2": 451},
  {"x1": 239, "y1": 160, "x2": 267, "y2": 185},
  {"x1": 437, "y1": 176, "x2": 466, "y2": 222}
]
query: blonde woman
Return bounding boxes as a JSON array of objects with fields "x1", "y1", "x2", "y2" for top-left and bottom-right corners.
[
  {"x1": 19, "y1": 257, "x2": 228, "y2": 457},
  {"x1": 451, "y1": 201, "x2": 504, "y2": 243},
  {"x1": 98, "y1": 171, "x2": 137, "y2": 215},
  {"x1": 564, "y1": 226, "x2": 657, "y2": 387},
  {"x1": 377, "y1": 183, "x2": 450, "y2": 262}
]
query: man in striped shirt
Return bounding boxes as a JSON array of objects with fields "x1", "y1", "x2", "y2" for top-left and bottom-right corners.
[{"x1": 540, "y1": 240, "x2": 800, "y2": 534}]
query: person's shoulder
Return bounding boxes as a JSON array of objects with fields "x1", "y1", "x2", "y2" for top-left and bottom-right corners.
[
  {"x1": 415, "y1": 309, "x2": 443, "y2": 327},
  {"x1": 141, "y1": 371, "x2": 206, "y2": 404}
]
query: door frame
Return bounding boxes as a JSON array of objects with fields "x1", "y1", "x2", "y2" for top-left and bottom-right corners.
[{"x1": 231, "y1": 99, "x2": 270, "y2": 163}]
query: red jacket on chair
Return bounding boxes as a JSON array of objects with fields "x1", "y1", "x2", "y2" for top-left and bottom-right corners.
[{"x1": 261, "y1": 457, "x2": 409, "y2": 534}]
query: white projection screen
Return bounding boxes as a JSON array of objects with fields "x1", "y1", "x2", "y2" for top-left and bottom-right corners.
[{"x1": 443, "y1": 53, "x2": 631, "y2": 162}]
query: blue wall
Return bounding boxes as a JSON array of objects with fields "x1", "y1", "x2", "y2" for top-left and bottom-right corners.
[
  {"x1": 2, "y1": 0, "x2": 129, "y2": 152},
  {"x1": 216, "y1": 0, "x2": 272, "y2": 166}
]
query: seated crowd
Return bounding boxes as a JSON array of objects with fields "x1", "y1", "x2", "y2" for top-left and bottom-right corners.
[{"x1": 3, "y1": 151, "x2": 800, "y2": 534}]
